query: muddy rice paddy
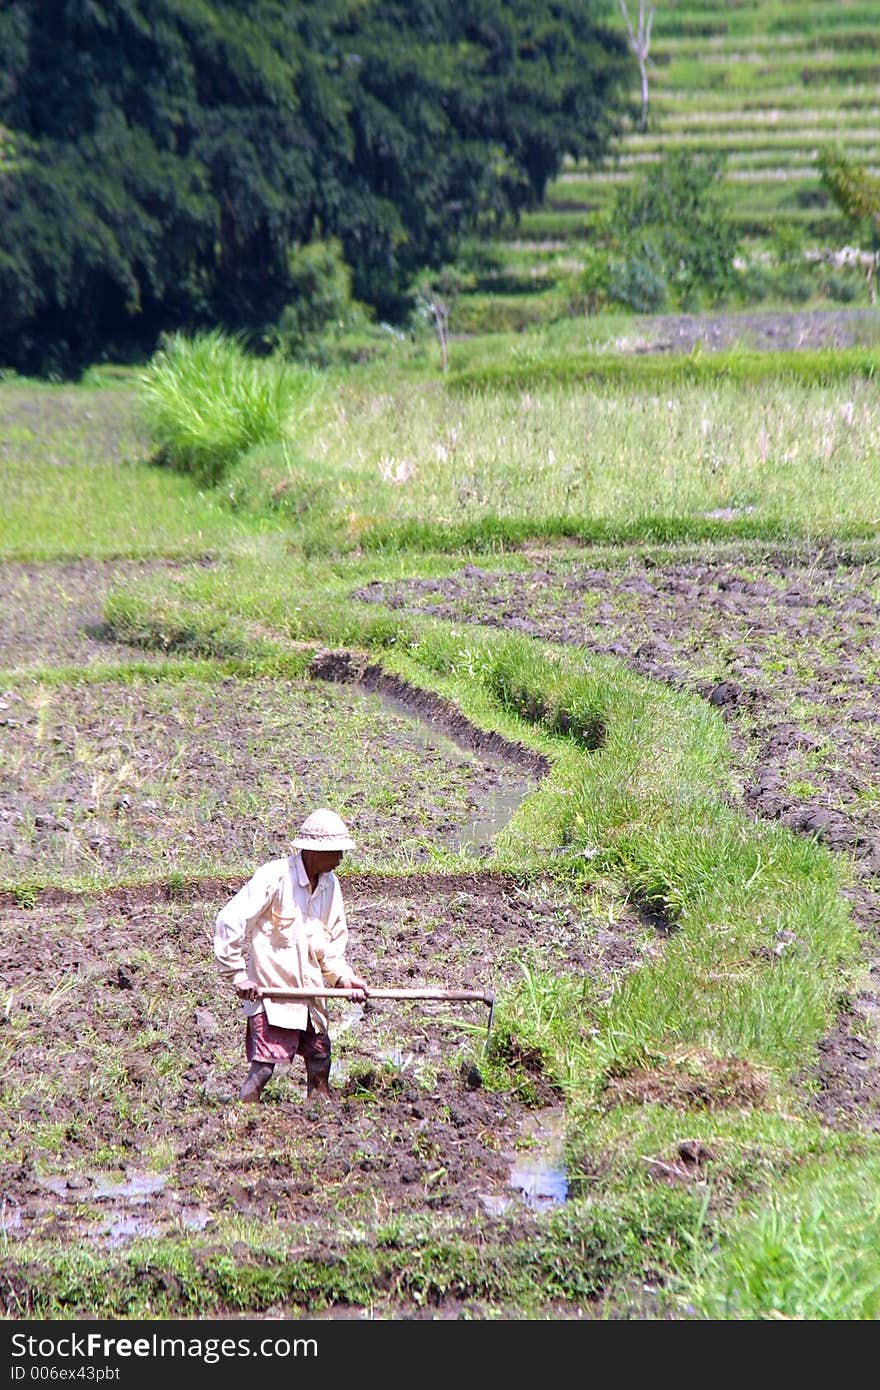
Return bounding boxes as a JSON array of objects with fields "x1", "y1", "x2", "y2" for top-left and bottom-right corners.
[
  {"x1": 356, "y1": 548, "x2": 880, "y2": 1129},
  {"x1": 3, "y1": 539, "x2": 879, "y2": 1317},
  {"x1": 2, "y1": 329, "x2": 880, "y2": 1316},
  {"x1": 0, "y1": 561, "x2": 204, "y2": 671},
  {"x1": 0, "y1": 670, "x2": 535, "y2": 883},
  {"x1": 0, "y1": 867, "x2": 667, "y2": 1317}
]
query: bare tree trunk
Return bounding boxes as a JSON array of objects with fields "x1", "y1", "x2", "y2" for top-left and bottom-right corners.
[
  {"x1": 619, "y1": 0, "x2": 655, "y2": 133},
  {"x1": 432, "y1": 301, "x2": 449, "y2": 372}
]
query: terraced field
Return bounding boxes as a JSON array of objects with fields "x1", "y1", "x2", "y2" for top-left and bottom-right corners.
[{"x1": 467, "y1": 0, "x2": 879, "y2": 321}]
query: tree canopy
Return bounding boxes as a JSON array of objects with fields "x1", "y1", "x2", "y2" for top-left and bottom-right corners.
[{"x1": 0, "y1": 0, "x2": 632, "y2": 373}]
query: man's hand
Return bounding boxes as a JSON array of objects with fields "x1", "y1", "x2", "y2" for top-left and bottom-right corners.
[
  {"x1": 342, "y1": 972, "x2": 369, "y2": 1003},
  {"x1": 234, "y1": 980, "x2": 260, "y2": 1002}
]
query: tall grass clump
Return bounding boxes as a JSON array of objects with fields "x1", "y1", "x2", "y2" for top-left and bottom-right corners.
[
  {"x1": 138, "y1": 331, "x2": 318, "y2": 486},
  {"x1": 682, "y1": 1155, "x2": 880, "y2": 1319}
]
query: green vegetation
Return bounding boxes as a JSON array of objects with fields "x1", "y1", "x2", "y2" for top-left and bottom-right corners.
[
  {"x1": 2, "y1": 0, "x2": 880, "y2": 1324},
  {"x1": 0, "y1": 0, "x2": 631, "y2": 375},
  {"x1": 452, "y1": 0, "x2": 880, "y2": 331},
  {"x1": 681, "y1": 1156, "x2": 880, "y2": 1319},
  {"x1": 819, "y1": 145, "x2": 880, "y2": 296},
  {"x1": 592, "y1": 150, "x2": 740, "y2": 311},
  {"x1": 54, "y1": 520, "x2": 877, "y2": 1318},
  {"x1": 3, "y1": 333, "x2": 879, "y2": 1316},
  {"x1": 137, "y1": 331, "x2": 320, "y2": 486},
  {"x1": 0, "y1": 380, "x2": 274, "y2": 559},
  {"x1": 92, "y1": 339, "x2": 880, "y2": 560}
]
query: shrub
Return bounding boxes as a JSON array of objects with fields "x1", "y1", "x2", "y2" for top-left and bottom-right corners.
[
  {"x1": 775, "y1": 268, "x2": 814, "y2": 304},
  {"x1": 826, "y1": 269, "x2": 861, "y2": 303},
  {"x1": 735, "y1": 264, "x2": 773, "y2": 306},
  {"x1": 600, "y1": 151, "x2": 739, "y2": 310},
  {"x1": 578, "y1": 246, "x2": 612, "y2": 313},
  {"x1": 269, "y1": 239, "x2": 369, "y2": 363},
  {"x1": 608, "y1": 247, "x2": 668, "y2": 313},
  {"x1": 137, "y1": 331, "x2": 317, "y2": 486}
]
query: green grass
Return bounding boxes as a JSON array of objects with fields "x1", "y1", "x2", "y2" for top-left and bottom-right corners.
[
  {"x1": 680, "y1": 1154, "x2": 880, "y2": 1318},
  {"x1": 136, "y1": 329, "x2": 322, "y2": 485},
  {"x1": 9, "y1": 354, "x2": 879, "y2": 562},
  {"x1": 280, "y1": 365, "x2": 880, "y2": 551},
  {"x1": 0, "y1": 380, "x2": 278, "y2": 559},
  {"x1": 655, "y1": 3, "x2": 880, "y2": 41},
  {"x1": 96, "y1": 549, "x2": 864, "y2": 1045}
]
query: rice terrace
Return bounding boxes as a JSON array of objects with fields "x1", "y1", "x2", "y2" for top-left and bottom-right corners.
[{"x1": 2, "y1": 0, "x2": 880, "y2": 1325}]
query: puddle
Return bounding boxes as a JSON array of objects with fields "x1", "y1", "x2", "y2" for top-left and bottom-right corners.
[
  {"x1": 480, "y1": 1107, "x2": 568, "y2": 1216},
  {"x1": 35, "y1": 1170, "x2": 168, "y2": 1202},
  {"x1": 93, "y1": 1215, "x2": 160, "y2": 1247},
  {"x1": 361, "y1": 687, "x2": 535, "y2": 856},
  {"x1": 378, "y1": 1046, "x2": 416, "y2": 1071},
  {"x1": 179, "y1": 1206, "x2": 211, "y2": 1232},
  {"x1": 509, "y1": 1108, "x2": 568, "y2": 1209},
  {"x1": 92, "y1": 1172, "x2": 168, "y2": 1202},
  {"x1": 0, "y1": 1202, "x2": 22, "y2": 1234},
  {"x1": 334, "y1": 1003, "x2": 365, "y2": 1036}
]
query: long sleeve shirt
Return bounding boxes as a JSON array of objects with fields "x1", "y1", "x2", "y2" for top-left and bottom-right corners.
[{"x1": 213, "y1": 852, "x2": 354, "y2": 1033}]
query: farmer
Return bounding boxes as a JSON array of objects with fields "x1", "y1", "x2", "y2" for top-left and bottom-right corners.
[{"x1": 214, "y1": 807, "x2": 369, "y2": 1104}]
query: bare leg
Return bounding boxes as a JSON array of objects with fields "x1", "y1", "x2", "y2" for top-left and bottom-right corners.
[{"x1": 240, "y1": 1061, "x2": 274, "y2": 1103}]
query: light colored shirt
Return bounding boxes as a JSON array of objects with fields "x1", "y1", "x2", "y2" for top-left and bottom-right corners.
[{"x1": 214, "y1": 851, "x2": 354, "y2": 1033}]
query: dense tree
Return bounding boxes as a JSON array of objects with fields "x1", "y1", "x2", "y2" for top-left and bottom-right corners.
[{"x1": 0, "y1": 0, "x2": 631, "y2": 373}]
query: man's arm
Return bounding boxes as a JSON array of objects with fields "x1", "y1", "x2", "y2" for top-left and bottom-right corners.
[
  {"x1": 319, "y1": 880, "x2": 369, "y2": 998},
  {"x1": 214, "y1": 866, "x2": 277, "y2": 999}
]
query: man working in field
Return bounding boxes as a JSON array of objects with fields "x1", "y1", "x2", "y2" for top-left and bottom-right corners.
[{"x1": 214, "y1": 807, "x2": 369, "y2": 1103}]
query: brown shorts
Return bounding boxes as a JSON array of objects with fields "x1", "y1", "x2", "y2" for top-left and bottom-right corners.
[{"x1": 245, "y1": 1010, "x2": 331, "y2": 1066}]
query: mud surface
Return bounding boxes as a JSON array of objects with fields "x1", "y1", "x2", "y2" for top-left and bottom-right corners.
[
  {"x1": 356, "y1": 547, "x2": 880, "y2": 1129},
  {"x1": 0, "y1": 673, "x2": 535, "y2": 882},
  {"x1": 0, "y1": 561, "x2": 207, "y2": 671},
  {"x1": 0, "y1": 872, "x2": 662, "y2": 1312},
  {"x1": 606, "y1": 307, "x2": 880, "y2": 354}
]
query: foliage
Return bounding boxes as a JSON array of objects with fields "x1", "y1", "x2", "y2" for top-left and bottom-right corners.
[
  {"x1": 136, "y1": 331, "x2": 317, "y2": 486},
  {"x1": 577, "y1": 246, "x2": 612, "y2": 313},
  {"x1": 0, "y1": 0, "x2": 632, "y2": 374},
  {"x1": 607, "y1": 245, "x2": 668, "y2": 312},
  {"x1": 818, "y1": 145, "x2": 880, "y2": 237},
  {"x1": 266, "y1": 239, "x2": 367, "y2": 364},
  {"x1": 818, "y1": 143, "x2": 880, "y2": 298},
  {"x1": 597, "y1": 151, "x2": 740, "y2": 311}
]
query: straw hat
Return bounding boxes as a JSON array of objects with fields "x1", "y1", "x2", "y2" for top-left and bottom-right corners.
[{"x1": 292, "y1": 808, "x2": 356, "y2": 852}]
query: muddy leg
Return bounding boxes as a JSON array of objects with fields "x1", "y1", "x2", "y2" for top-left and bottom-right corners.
[
  {"x1": 306, "y1": 1059, "x2": 333, "y2": 1101},
  {"x1": 240, "y1": 1061, "x2": 274, "y2": 1103}
]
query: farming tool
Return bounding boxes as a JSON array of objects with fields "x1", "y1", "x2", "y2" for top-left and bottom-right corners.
[{"x1": 260, "y1": 985, "x2": 496, "y2": 1047}]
